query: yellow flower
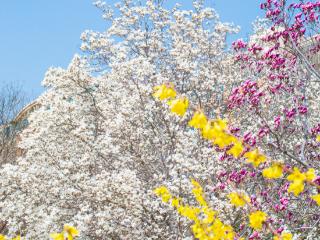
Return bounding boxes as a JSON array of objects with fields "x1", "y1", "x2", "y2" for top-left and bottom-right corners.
[
  {"x1": 304, "y1": 168, "x2": 316, "y2": 182},
  {"x1": 188, "y1": 111, "x2": 207, "y2": 129},
  {"x1": 226, "y1": 141, "x2": 244, "y2": 158},
  {"x1": 171, "y1": 198, "x2": 180, "y2": 208},
  {"x1": 154, "y1": 186, "x2": 172, "y2": 203},
  {"x1": 153, "y1": 84, "x2": 176, "y2": 100},
  {"x1": 244, "y1": 149, "x2": 266, "y2": 167},
  {"x1": 64, "y1": 225, "x2": 79, "y2": 240},
  {"x1": 249, "y1": 211, "x2": 267, "y2": 230},
  {"x1": 211, "y1": 122, "x2": 226, "y2": 137},
  {"x1": 311, "y1": 194, "x2": 320, "y2": 206},
  {"x1": 11, "y1": 236, "x2": 21, "y2": 240},
  {"x1": 203, "y1": 119, "x2": 229, "y2": 145},
  {"x1": 213, "y1": 133, "x2": 237, "y2": 149},
  {"x1": 287, "y1": 167, "x2": 306, "y2": 196},
  {"x1": 0, "y1": 235, "x2": 6, "y2": 240},
  {"x1": 273, "y1": 232, "x2": 293, "y2": 240},
  {"x1": 155, "y1": 180, "x2": 236, "y2": 240},
  {"x1": 287, "y1": 167, "x2": 317, "y2": 196},
  {"x1": 228, "y1": 192, "x2": 249, "y2": 207},
  {"x1": 288, "y1": 180, "x2": 304, "y2": 196},
  {"x1": 213, "y1": 119, "x2": 228, "y2": 131},
  {"x1": 316, "y1": 135, "x2": 320, "y2": 142},
  {"x1": 191, "y1": 179, "x2": 207, "y2": 207},
  {"x1": 287, "y1": 167, "x2": 306, "y2": 182},
  {"x1": 262, "y1": 163, "x2": 283, "y2": 179},
  {"x1": 210, "y1": 219, "x2": 235, "y2": 240},
  {"x1": 177, "y1": 205, "x2": 200, "y2": 221},
  {"x1": 202, "y1": 207, "x2": 216, "y2": 224},
  {"x1": 50, "y1": 233, "x2": 65, "y2": 240},
  {"x1": 167, "y1": 97, "x2": 188, "y2": 116},
  {"x1": 201, "y1": 121, "x2": 215, "y2": 140}
]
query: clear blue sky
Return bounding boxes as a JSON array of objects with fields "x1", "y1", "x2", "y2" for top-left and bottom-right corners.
[{"x1": 0, "y1": 0, "x2": 262, "y2": 100}]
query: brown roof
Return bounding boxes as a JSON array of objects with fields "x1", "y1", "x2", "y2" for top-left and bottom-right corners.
[{"x1": 13, "y1": 101, "x2": 40, "y2": 123}]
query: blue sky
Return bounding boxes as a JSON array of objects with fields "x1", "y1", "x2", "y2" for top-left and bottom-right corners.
[{"x1": 0, "y1": 0, "x2": 262, "y2": 100}]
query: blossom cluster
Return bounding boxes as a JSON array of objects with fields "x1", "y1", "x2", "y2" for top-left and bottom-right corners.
[{"x1": 153, "y1": 83, "x2": 319, "y2": 239}]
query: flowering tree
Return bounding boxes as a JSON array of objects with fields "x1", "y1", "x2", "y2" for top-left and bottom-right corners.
[
  {"x1": 0, "y1": 0, "x2": 243, "y2": 239},
  {"x1": 154, "y1": 0, "x2": 320, "y2": 239},
  {"x1": 0, "y1": 0, "x2": 319, "y2": 239}
]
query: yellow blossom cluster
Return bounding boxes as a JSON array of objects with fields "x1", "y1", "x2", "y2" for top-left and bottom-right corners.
[
  {"x1": 243, "y1": 149, "x2": 266, "y2": 167},
  {"x1": 188, "y1": 111, "x2": 239, "y2": 151},
  {"x1": 228, "y1": 192, "x2": 250, "y2": 207},
  {"x1": 153, "y1": 84, "x2": 188, "y2": 116},
  {"x1": 0, "y1": 235, "x2": 21, "y2": 240},
  {"x1": 311, "y1": 194, "x2": 320, "y2": 205},
  {"x1": 152, "y1": 84, "x2": 176, "y2": 100},
  {"x1": 191, "y1": 179, "x2": 208, "y2": 207},
  {"x1": 153, "y1": 186, "x2": 172, "y2": 203},
  {"x1": 287, "y1": 167, "x2": 316, "y2": 196},
  {"x1": 273, "y1": 232, "x2": 293, "y2": 240},
  {"x1": 154, "y1": 179, "x2": 236, "y2": 240},
  {"x1": 0, "y1": 226, "x2": 79, "y2": 240},
  {"x1": 50, "y1": 225, "x2": 79, "y2": 240},
  {"x1": 262, "y1": 163, "x2": 283, "y2": 179},
  {"x1": 262, "y1": 164, "x2": 319, "y2": 205},
  {"x1": 248, "y1": 211, "x2": 268, "y2": 230},
  {"x1": 167, "y1": 98, "x2": 189, "y2": 116}
]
